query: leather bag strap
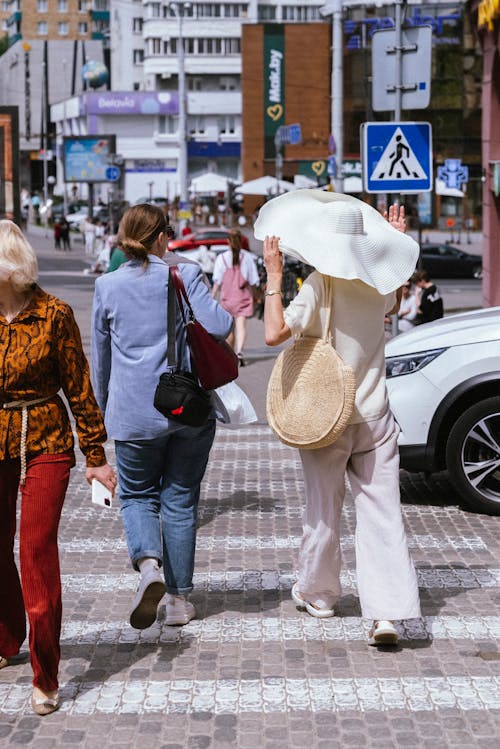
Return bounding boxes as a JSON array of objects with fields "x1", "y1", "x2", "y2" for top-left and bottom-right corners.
[
  {"x1": 167, "y1": 272, "x2": 177, "y2": 368},
  {"x1": 170, "y1": 264, "x2": 195, "y2": 325}
]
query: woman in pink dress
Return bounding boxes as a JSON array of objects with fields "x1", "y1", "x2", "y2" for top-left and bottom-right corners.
[{"x1": 211, "y1": 230, "x2": 259, "y2": 365}]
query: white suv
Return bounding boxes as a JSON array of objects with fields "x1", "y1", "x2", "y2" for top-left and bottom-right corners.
[{"x1": 385, "y1": 307, "x2": 500, "y2": 514}]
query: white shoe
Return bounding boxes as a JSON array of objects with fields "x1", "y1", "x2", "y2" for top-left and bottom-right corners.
[
  {"x1": 368, "y1": 620, "x2": 399, "y2": 646},
  {"x1": 129, "y1": 568, "x2": 166, "y2": 630},
  {"x1": 291, "y1": 582, "x2": 335, "y2": 619},
  {"x1": 165, "y1": 594, "x2": 196, "y2": 626}
]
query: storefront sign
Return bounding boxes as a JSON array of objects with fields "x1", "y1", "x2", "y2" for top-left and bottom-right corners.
[
  {"x1": 264, "y1": 25, "x2": 285, "y2": 159},
  {"x1": 478, "y1": 0, "x2": 500, "y2": 31},
  {"x1": 83, "y1": 92, "x2": 179, "y2": 116},
  {"x1": 345, "y1": 8, "x2": 462, "y2": 49}
]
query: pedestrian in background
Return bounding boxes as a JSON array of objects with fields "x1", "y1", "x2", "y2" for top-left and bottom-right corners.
[
  {"x1": 83, "y1": 217, "x2": 96, "y2": 256},
  {"x1": 91, "y1": 204, "x2": 232, "y2": 631},
  {"x1": 59, "y1": 218, "x2": 71, "y2": 251},
  {"x1": 211, "y1": 229, "x2": 259, "y2": 366},
  {"x1": 391, "y1": 280, "x2": 417, "y2": 333},
  {"x1": 0, "y1": 220, "x2": 116, "y2": 716},
  {"x1": 414, "y1": 269, "x2": 443, "y2": 324},
  {"x1": 256, "y1": 192, "x2": 421, "y2": 646}
]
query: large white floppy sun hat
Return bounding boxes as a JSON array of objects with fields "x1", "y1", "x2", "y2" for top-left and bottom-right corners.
[{"x1": 253, "y1": 190, "x2": 419, "y2": 294}]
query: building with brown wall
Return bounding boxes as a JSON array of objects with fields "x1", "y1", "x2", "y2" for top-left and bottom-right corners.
[
  {"x1": 241, "y1": 22, "x2": 332, "y2": 211},
  {"x1": 471, "y1": 0, "x2": 500, "y2": 307}
]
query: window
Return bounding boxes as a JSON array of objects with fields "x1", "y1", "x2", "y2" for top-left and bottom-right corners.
[
  {"x1": 158, "y1": 114, "x2": 176, "y2": 134},
  {"x1": 78, "y1": 0, "x2": 87, "y2": 12},
  {"x1": 37, "y1": 21, "x2": 48, "y2": 34},
  {"x1": 258, "y1": 4, "x2": 275, "y2": 21},
  {"x1": 78, "y1": 22, "x2": 88, "y2": 34},
  {"x1": 188, "y1": 116, "x2": 206, "y2": 135},
  {"x1": 149, "y1": 37, "x2": 162, "y2": 55},
  {"x1": 133, "y1": 48, "x2": 144, "y2": 64},
  {"x1": 2, "y1": 1, "x2": 10, "y2": 10},
  {"x1": 37, "y1": 0, "x2": 47, "y2": 11},
  {"x1": 1, "y1": 20, "x2": 7, "y2": 32},
  {"x1": 187, "y1": 77, "x2": 203, "y2": 91},
  {"x1": 58, "y1": 22, "x2": 68, "y2": 35},
  {"x1": 217, "y1": 115, "x2": 235, "y2": 134},
  {"x1": 219, "y1": 76, "x2": 237, "y2": 91},
  {"x1": 149, "y1": 2, "x2": 160, "y2": 17},
  {"x1": 57, "y1": 0, "x2": 68, "y2": 11},
  {"x1": 282, "y1": 5, "x2": 321, "y2": 22},
  {"x1": 132, "y1": 17, "x2": 143, "y2": 33}
]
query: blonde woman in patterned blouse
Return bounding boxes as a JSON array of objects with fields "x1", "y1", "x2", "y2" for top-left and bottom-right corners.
[{"x1": 0, "y1": 220, "x2": 116, "y2": 716}]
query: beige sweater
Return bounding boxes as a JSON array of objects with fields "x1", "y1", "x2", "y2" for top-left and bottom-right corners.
[{"x1": 283, "y1": 272, "x2": 396, "y2": 424}]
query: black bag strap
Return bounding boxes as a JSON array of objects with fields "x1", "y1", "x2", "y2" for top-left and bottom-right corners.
[
  {"x1": 167, "y1": 273, "x2": 177, "y2": 368},
  {"x1": 169, "y1": 264, "x2": 195, "y2": 325}
]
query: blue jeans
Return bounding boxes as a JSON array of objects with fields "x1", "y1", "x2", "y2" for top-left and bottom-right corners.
[{"x1": 115, "y1": 420, "x2": 216, "y2": 595}]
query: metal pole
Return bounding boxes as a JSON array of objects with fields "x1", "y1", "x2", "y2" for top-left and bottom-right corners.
[
  {"x1": 173, "y1": 1, "x2": 189, "y2": 233},
  {"x1": 394, "y1": 0, "x2": 403, "y2": 122},
  {"x1": 391, "y1": 0, "x2": 405, "y2": 337},
  {"x1": 332, "y1": 0, "x2": 343, "y2": 193}
]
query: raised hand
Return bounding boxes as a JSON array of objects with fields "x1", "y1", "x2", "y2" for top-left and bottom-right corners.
[{"x1": 383, "y1": 204, "x2": 407, "y2": 234}]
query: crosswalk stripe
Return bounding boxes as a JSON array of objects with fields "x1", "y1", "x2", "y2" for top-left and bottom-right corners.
[
  {"x1": 60, "y1": 567, "x2": 500, "y2": 593},
  {"x1": 1, "y1": 676, "x2": 499, "y2": 715},
  {"x1": 42, "y1": 534, "x2": 488, "y2": 553},
  {"x1": 57, "y1": 615, "x2": 500, "y2": 644}
]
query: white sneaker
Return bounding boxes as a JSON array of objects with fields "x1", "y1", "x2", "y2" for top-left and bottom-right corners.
[
  {"x1": 368, "y1": 620, "x2": 399, "y2": 646},
  {"x1": 129, "y1": 568, "x2": 166, "y2": 630},
  {"x1": 165, "y1": 594, "x2": 196, "y2": 626}
]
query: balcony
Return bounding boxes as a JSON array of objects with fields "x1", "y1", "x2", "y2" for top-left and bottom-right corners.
[
  {"x1": 7, "y1": 11, "x2": 21, "y2": 27},
  {"x1": 90, "y1": 10, "x2": 109, "y2": 21}
]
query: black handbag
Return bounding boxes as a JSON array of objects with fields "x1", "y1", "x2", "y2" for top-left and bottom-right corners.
[{"x1": 154, "y1": 273, "x2": 212, "y2": 426}]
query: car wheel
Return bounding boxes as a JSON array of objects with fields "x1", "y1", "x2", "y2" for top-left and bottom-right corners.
[
  {"x1": 472, "y1": 265, "x2": 483, "y2": 279},
  {"x1": 445, "y1": 396, "x2": 500, "y2": 514}
]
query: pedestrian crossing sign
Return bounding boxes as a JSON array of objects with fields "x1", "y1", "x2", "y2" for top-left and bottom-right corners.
[{"x1": 361, "y1": 122, "x2": 432, "y2": 194}]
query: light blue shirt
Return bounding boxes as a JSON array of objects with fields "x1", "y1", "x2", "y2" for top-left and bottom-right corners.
[{"x1": 91, "y1": 254, "x2": 233, "y2": 440}]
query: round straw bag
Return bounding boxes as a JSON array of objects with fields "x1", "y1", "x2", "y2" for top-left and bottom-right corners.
[{"x1": 266, "y1": 278, "x2": 356, "y2": 449}]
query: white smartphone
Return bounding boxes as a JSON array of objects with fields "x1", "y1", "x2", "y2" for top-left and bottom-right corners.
[{"x1": 91, "y1": 478, "x2": 114, "y2": 509}]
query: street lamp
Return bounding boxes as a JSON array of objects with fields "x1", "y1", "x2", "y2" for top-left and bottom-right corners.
[{"x1": 166, "y1": 1, "x2": 191, "y2": 231}]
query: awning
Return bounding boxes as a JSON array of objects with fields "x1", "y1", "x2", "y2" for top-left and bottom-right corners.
[{"x1": 235, "y1": 176, "x2": 297, "y2": 196}]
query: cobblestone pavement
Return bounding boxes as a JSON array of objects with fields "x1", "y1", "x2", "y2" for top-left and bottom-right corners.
[{"x1": 0, "y1": 230, "x2": 498, "y2": 747}]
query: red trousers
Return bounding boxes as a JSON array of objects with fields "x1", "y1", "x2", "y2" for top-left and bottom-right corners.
[{"x1": 0, "y1": 452, "x2": 72, "y2": 691}]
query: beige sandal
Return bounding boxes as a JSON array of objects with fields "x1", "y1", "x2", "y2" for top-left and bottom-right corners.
[
  {"x1": 0, "y1": 656, "x2": 8, "y2": 669},
  {"x1": 31, "y1": 690, "x2": 60, "y2": 716}
]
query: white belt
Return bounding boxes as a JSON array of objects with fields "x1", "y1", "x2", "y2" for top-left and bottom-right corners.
[{"x1": 3, "y1": 395, "x2": 57, "y2": 485}]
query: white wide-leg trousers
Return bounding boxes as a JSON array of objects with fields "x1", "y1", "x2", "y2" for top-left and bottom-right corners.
[{"x1": 298, "y1": 409, "x2": 421, "y2": 620}]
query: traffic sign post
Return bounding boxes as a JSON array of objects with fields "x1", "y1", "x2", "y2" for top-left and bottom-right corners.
[
  {"x1": 105, "y1": 165, "x2": 121, "y2": 182},
  {"x1": 371, "y1": 26, "x2": 432, "y2": 112},
  {"x1": 361, "y1": 122, "x2": 432, "y2": 194}
]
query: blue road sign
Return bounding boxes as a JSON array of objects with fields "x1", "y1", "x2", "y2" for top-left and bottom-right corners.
[
  {"x1": 362, "y1": 122, "x2": 432, "y2": 193},
  {"x1": 105, "y1": 165, "x2": 121, "y2": 182},
  {"x1": 287, "y1": 123, "x2": 302, "y2": 145},
  {"x1": 437, "y1": 159, "x2": 468, "y2": 190}
]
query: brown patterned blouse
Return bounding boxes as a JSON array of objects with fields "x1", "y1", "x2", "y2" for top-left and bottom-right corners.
[{"x1": 0, "y1": 285, "x2": 107, "y2": 466}]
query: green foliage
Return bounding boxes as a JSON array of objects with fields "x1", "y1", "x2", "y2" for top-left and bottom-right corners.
[{"x1": 0, "y1": 34, "x2": 8, "y2": 58}]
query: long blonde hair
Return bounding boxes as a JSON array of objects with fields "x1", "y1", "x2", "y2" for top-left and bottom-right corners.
[{"x1": 0, "y1": 220, "x2": 38, "y2": 291}]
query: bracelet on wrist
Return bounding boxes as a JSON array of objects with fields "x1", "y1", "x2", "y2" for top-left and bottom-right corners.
[{"x1": 265, "y1": 289, "x2": 281, "y2": 297}]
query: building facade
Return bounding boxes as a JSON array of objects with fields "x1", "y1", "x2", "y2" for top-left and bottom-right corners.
[{"x1": 471, "y1": 0, "x2": 500, "y2": 307}]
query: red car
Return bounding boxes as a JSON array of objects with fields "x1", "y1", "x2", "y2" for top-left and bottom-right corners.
[{"x1": 168, "y1": 228, "x2": 249, "y2": 253}]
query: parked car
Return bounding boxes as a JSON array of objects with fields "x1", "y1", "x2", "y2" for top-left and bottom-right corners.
[
  {"x1": 419, "y1": 244, "x2": 482, "y2": 279},
  {"x1": 66, "y1": 206, "x2": 109, "y2": 230},
  {"x1": 385, "y1": 307, "x2": 500, "y2": 514},
  {"x1": 168, "y1": 228, "x2": 249, "y2": 253}
]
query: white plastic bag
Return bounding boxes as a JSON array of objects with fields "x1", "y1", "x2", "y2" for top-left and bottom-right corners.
[{"x1": 211, "y1": 381, "x2": 258, "y2": 425}]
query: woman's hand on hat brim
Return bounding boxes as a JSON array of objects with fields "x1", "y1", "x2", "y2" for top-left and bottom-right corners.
[{"x1": 263, "y1": 235, "x2": 283, "y2": 275}]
